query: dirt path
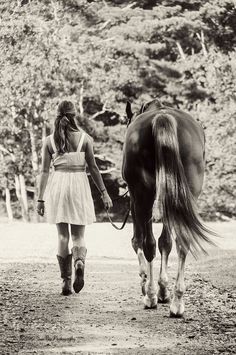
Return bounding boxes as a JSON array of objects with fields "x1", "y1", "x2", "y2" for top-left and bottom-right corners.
[{"x1": 1, "y1": 251, "x2": 235, "y2": 355}]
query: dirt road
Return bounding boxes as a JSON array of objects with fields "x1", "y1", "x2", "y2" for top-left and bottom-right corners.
[{"x1": 0, "y1": 222, "x2": 235, "y2": 354}]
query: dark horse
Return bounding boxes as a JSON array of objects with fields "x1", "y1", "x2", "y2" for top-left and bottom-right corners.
[{"x1": 122, "y1": 99, "x2": 214, "y2": 317}]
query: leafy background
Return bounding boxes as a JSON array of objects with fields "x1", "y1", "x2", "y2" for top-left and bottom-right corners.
[{"x1": 0, "y1": 0, "x2": 235, "y2": 221}]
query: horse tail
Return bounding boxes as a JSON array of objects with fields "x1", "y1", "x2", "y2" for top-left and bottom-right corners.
[{"x1": 152, "y1": 113, "x2": 215, "y2": 256}]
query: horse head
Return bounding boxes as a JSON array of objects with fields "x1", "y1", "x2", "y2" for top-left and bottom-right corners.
[
  {"x1": 140, "y1": 98, "x2": 163, "y2": 113},
  {"x1": 125, "y1": 99, "x2": 164, "y2": 126},
  {"x1": 125, "y1": 101, "x2": 134, "y2": 126}
]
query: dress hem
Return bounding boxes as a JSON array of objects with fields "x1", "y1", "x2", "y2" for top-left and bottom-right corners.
[{"x1": 47, "y1": 219, "x2": 96, "y2": 225}]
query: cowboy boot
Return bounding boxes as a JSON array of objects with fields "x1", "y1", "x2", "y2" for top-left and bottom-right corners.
[
  {"x1": 71, "y1": 246, "x2": 87, "y2": 293},
  {"x1": 57, "y1": 254, "x2": 72, "y2": 296}
]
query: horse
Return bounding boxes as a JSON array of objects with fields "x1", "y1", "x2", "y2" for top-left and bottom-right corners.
[{"x1": 122, "y1": 99, "x2": 215, "y2": 317}]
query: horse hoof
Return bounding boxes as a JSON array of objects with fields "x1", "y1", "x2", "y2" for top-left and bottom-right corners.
[
  {"x1": 143, "y1": 295, "x2": 157, "y2": 309},
  {"x1": 158, "y1": 296, "x2": 170, "y2": 304},
  {"x1": 61, "y1": 289, "x2": 72, "y2": 296},
  {"x1": 170, "y1": 300, "x2": 185, "y2": 318},
  {"x1": 169, "y1": 310, "x2": 184, "y2": 318},
  {"x1": 157, "y1": 287, "x2": 170, "y2": 303},
  {"x1": 144, "y1": 304, "x2": 157, "y2": 310}
]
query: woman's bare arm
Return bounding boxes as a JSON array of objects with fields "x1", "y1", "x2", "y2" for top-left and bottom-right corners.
[{"x1": 85, "y1": 136, "x2": 112, "y2": 209}]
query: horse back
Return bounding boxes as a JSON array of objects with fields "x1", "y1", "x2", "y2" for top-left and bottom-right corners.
[{"x1": 122, "y1": 107, "x2": 205, "y2": 193}]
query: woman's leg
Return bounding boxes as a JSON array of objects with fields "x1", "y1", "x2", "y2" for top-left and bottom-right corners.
[
  {"x1": 56, "y1": 223, "x2": 72, "y2": 296},
  {"x1": 71, "y1": 224, "x2": 85, "y2": 248},
  {"x1": 71, "y1": 224, "x2": 87, "y2": 293},
  {"x1": 56, "y1": 223, "x2": 70, "y2": 257}
]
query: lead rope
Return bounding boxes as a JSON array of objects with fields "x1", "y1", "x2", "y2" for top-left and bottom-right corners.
[
  {"x1": 105, "y1": 207, "x2": 130, "y2": 230},
  {"x1": 104, "y1": 190, "x2": 130, "y2": 230}
]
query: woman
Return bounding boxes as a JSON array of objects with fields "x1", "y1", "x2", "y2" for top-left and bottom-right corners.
[{"x1": 37, "y1": 100, "x2": 113, "y2": 296}]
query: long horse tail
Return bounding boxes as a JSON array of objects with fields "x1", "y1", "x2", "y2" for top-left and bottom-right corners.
[{"x1": 152, "y1": 113, "x2": 215, "y2": 256}]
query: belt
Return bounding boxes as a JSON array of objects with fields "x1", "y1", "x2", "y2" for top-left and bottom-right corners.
[{"x1": 54, "y1": 166, "x2": 86, "y2": 172}]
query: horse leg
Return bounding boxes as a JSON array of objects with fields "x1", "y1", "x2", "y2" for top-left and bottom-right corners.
[
  {"x1": 132, "y1": 232, "x2": 147, "y2": 297},
  {"x1": 137, "y1": 248, "x2": 147, "y2": 296},
  {"x1": 169, "y1": 168, "x2": 202, "y2": 317},
  {"x1": 157, "y1": 226, "x2": 172, "y2": 303},
  {"x1": 131, "y1": 201, "x2": 147, "y2": 296},
  {"x1": 170, "y1": 242, "x2": 189, "y2": 317},
  {"x1": 143, "y1": 219, "x2": 158, "y2": 309}
]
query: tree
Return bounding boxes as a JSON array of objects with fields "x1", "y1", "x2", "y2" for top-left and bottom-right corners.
[{"x1": 0, "y1": 0, "x2": 235, "y2": 220}]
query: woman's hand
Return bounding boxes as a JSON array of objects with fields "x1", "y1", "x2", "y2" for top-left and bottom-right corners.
[
  {"x1": 37, "y1": 201, "x2": 45, "y2": 216},
  {"x1": 101, "y1": 191, "x2": 113, "y2": 210}
]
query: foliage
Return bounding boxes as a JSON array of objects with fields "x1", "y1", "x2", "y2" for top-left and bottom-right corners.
[{"x1": 0, "y1": 0, "x2": 235, "y2": 220}]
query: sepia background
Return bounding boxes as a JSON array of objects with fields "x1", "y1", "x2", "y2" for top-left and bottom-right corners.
[
  {"x1": 0, "y1": 0, "x2": 235, "y2": 222},
  {"x1": 0, "y1": 1, "x2": 235, "y2": 354}
]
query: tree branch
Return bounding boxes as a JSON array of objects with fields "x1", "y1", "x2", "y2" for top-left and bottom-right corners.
[
  {"x1": 122, "y1": 2, "x2": 136, "y2": 11},
  {"x1": 51, "y1": 0, "x2": 59, "y2": 22},
  {"x1": 102, "y1": 37, "x2": 116, "y2": 42},
  {"x1": 220, "y1": 185, "x2": 236, "y2": 198},
  {"x1": 100, "y1": 20, "x2": 111, "y2": 31},
  {"x1": 90, "y1": 101, "x2": 108, "y2": 120},
  {"x1": 196, "y1": 30, "x2": 208, "y2": 57},
  {"x1": 0, "y1": 145, "x2": 15, "y2": 162},
  {"x1": 176, "y1": 41, "x2": 186, "y2": 60}
]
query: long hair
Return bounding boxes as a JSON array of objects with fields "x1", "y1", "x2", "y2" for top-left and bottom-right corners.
[{"x1": 54, "y1": 101, "x2": 78, "y2": 154}]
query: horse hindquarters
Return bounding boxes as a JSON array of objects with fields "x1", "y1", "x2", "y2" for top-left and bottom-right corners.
[
  {"x1": 152, "y1": 113, "x2": 213, "y2": 256},
  {"x1": 152, "y1": 113, "x2": 213, "y2": 316}
]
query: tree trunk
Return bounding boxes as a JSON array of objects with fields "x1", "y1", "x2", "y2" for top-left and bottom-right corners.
[
  {"x1": 42, "y1": 123, "x2": 47, "y2": 141},
  {"x1": 79, "y1": 83, "x2": 84, "y2": 116},
  {"x1": 0, "y1": 149, "x2": 15, "y2": 221},
  {"x1": 19, "y1": 174, "x2": 29, "y2": 221},
  {"x1": 5, "y1": 187, "x2": 13, "y2": 221},
  {"x1": 29, "y1": 122, "x2": 40, "y2": 221},
  {"x1": 29, "y1": 124, "x2": 39, "y2": 173},
  {"x1": 15, "y1": 174, "x2": 29, "y2": 222}
]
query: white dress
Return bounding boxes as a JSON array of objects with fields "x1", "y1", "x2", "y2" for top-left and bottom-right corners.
[{"x1": 45, "y1": 132, "x2": 96, "y2": 225}]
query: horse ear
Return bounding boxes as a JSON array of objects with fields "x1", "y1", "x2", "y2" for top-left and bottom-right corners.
[
  {"x1": 126, "y1": 101, "x2": 133, "y2": 120},
  {"x1": 153, "y1": 98, "x2": 163, "y2": 108},
  {"x1": 139, "y1": 103, "x2": 145, "y2": 114}
]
